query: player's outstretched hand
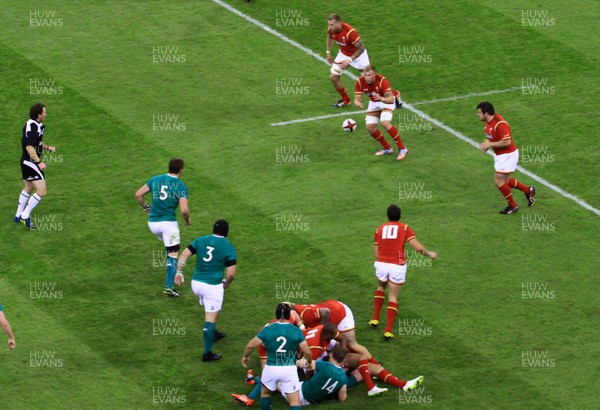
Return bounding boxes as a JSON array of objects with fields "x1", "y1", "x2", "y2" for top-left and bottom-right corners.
[
  {"x1": 241, "y1": 356, "x2": 250, "y2": 368},
  {"x1": 8, "y1": 339, "x2": 16, "y2": 349},
  {"x1": 428, "y1": 251, "x2": 438, "y2": 260}
]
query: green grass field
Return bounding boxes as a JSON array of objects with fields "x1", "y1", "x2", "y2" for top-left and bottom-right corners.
[{"x1": 1, "y1": 1, "x2": 598, "y2": 408}]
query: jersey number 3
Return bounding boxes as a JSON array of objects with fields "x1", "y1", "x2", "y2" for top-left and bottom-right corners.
[{"x1": 202, "y1": 246, "x2": 215, "y2": 262}]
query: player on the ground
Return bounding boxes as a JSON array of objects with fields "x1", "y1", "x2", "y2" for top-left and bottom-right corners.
[
  {"x1": 0, "y1": 304, "x2": 16, "y2": 349},
  {"x1": 370, "y1": 204, "x2": 437, "y2": 340},
  {"x1": 135, "y1": 158, "x2": 190, "y2": 297},
  {"x1": 354, "y1": 65, "x2": 407, "y2": 159},
  {"x1": 343, "y1": 350, "x2": 423, "y2": 393},
  {"x1": 477, "y1": 101, "x2": 536, "y2": 214},
  {"x1": 15, "y1": 102, "x2": 56, "y2": 230},
  {"x1": 241, "y1": 303, "x2": 312, "y2": 410},
  {"x1": 233, "y1": 345, "x2": 348, "y2": 407},
  {"x1": 291, "y1": 300, "x2": 371, "y2": 357},
  {"x1": 176, "y1": 219, "x2": 236, "y2": 362},
  {"x1": 326, "y1": 13, "x2": 371, "y2": 108}
]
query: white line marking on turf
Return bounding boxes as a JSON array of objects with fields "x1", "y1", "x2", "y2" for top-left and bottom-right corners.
[
  {"x1": 213, "y1": 0, "x2": 599, "y2": 216},
  {"x1": 411, "y1": 86, "x2": 526, "y2": 106},
  {"x1": 271, "y1": 110, "x2": 365, "y2": 127}
]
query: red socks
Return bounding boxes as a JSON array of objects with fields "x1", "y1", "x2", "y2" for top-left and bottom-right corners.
[
  {"x1": 385, "y1": 302, "x2": 398, "y2": 333},
  {"x1": 378, "y1": 369, "x2": 407, "y2": 388},
  {"x1": 498, "y1": 184, "x2": 517, "y2": 207},
  {"x1": 358, "y1": 360, "x2": 375, "y2": 390},
  {"x1": 372, "y1": 290, "x2": 385, "y2": 321},
  {"x1": 371, "y1": 130, "x2": 392, "y2": 149},
  {"x1": 387, "y1": 126, "x2": 405, "y2": 149},
  {"x1": 508, "y1": 178, "x2": 529, "y2": 194},
  {"x1": 336, "y1": 87, "x2": 350, "y2": 104}
]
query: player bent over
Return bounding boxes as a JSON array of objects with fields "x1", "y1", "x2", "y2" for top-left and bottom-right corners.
[
  {"x1": 234, "y1": 344, "x2": 347, "y2": 407},
  {"x1": 135, "y1": 158, "x2": 190, "y2": 297},
  {"x1": 241, "y1": 303, "x2": 312, "y2": 409},
  {"x1": 354, "y1": 65, "x2": 407, "y2": 160}
]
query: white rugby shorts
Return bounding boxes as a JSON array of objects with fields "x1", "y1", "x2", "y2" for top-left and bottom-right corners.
[{"x1": 374, "y1": 261, "x2": 407, "y2": 285}]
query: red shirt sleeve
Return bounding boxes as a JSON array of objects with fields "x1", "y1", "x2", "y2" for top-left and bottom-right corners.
[
  {"x1": 495, "y1": 121, "x2": 512, "y2": 140},
  {"x1": 405, "y1": 225, "x2": 416, "y2": 242},
  {"x1": 346, "y1": 28, "x2": 360, "y2": 45}
]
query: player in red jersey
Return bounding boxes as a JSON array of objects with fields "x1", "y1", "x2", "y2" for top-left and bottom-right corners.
[
  {"x1": 326, "y1": 13, "x2": 371, "y2": 108},
  {"x1": 354, "y1": 65, "x2": 407, "y2": 160},
  {"x1": 291, "y1": 300, "x2": 371, "y2": 357},
  {"x1": 477, "y1": 102, "x2": 536, "y2": 214},
  {"x1": 370, "y1": 204, "x2": 437, "y2": 340}
]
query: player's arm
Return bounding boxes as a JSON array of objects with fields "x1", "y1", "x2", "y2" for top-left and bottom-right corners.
[
  {"x1": 178, "y1": 197, "x2": 191, "y2": 226},
  {"x1": 378, "y1": 90, "x2": 395, "y2": 104},
  {"x1": 374, "y1": 243, "x2": 378, "y2": 259},
  {"x1": 326, "y1": 36, "x2": 334, "y2": 64},
  {"x1": 25, "y1": 145, "x2": 46, "y2": 171},
  {"x1": 334, "y1": 331, "x2": 348, "y2": 350},
  {"x1": 175, "y1": 247, "x2": 193, "y2": 285},
  {"x1": 298, "y1": 340, "x2": 312, "y2": 366},
  {"x1": 0, "y1": 312, "x2": 16, "y2": 349},
  {"x1": 42, "y1": 143, "x2": 56, "y2": 152},
  {"x1": 408, "y1": 238, "x2": 437, "y2": 260},
  {"x1": 349, "y1": 39, "x2": 365, "y2": 61},
  {"x1": 337, "y1": 385, "x2": 348, "y2": 402},
  {"x1": 223, "y1": 263, "x2": 236, "y2": 289},
  {"x1": 242, "y1": 336, "x2": 263, "y2": 367},
  {"x1": 353, "y1": 80, "x2": 364, "y2": 109},
  {"x1": 134, "y1": 184, "x2": 151, "y2": 215}
]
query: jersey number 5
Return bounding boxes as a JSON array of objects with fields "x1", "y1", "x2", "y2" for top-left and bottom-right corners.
[{"x1": 159, "y1": 185, "x2": 168, "y2": 200}]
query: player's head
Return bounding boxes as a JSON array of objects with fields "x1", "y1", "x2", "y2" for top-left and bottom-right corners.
[
  {"x1": 476, "y1": 101, "x2": 495, "y2": 121},
  {"x1": 322, "y1": 322, "x2": 339, "y2": 341},
  {"x1": 387, "y1": 204, "x2": 401, "y2": 221},
  {"x1": 362, "y1": 65, "x2": 377, "y2": 84},
  {"x1": 327, "y1": 13, "x2": 342, "y2": 32},
  {"x1": 30, "y1": 102, "x2": 46, "y2": 121},
  {"x1": 275, "y1": 303, "x2": 291, "y2": 320},
  {"x1": 213, "y1": 219, "x2": 229, "y2": 237},
  {"x1": 168, "y1": 158, "x2": 185, "y2": 174},
  {"x1": 329, "y1": 345, "x2": 348, "y2": 365}
]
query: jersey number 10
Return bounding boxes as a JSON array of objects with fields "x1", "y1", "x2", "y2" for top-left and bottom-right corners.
[{"x1": 382, "y1": 225, "x2": 398, "y2": 239}]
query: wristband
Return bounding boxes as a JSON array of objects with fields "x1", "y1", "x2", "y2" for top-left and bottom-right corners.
[
  {"x1": 176, "y1": 271, "x2": 183, "y2": 276},
  {"x1": 143, "y1": 205, "x2": 151, "y2": 211},
  {"x1": 326, "y1": 50, "x2": 331, "y2": 54}
]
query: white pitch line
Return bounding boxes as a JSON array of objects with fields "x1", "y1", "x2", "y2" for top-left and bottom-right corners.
[
  {"x1": 213, "y1": 0, "x2": 599, "y2": 216},
  {"x1": 271, "y1": 110, "x2": 365, "y2": 127},
  {"x1": 411, "y1": 86, "x2": 526, "y2": 106}
]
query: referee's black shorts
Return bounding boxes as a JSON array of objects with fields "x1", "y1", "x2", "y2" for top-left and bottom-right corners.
[{"x1": 21, "y1": 160, "x2": 45, "y2": 181}]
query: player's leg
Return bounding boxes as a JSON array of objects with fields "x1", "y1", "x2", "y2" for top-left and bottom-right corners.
[
  {"x1": 330, "y1": 51, "x2": 351, "y2": 107},
  {"x1": 15, "y1": 180, "x2": 34, "y2": 222},
  {"x1": 258, "y1": 366, "x2": 277, "y2": 409},
  {"x1": 21, "y1": 179, "x2": 46, "y2": 229},
  {"x1": 368, "y1": 362, "x2": 423, "y2": 391},
  {"x1": 380, "y1": 109, "x2": 407, "y2": 160},
  {"x1": 164, "y1": 244, "x2": 180, "y2": 296},
  {"x1": 371, "y1": 262, "x2": 389, "y2": 327},
  {"x1": 494, "y1": 152, "x2": 520, "y2": 213},
  {"x1": 232, "y1": 375, "x2": 262, "y2": 406},
  {"x1": 367, "y1": 113, "x2": 392, "y2": 155},
  {"x1": 384, "y1": 264, "x2": 407, "y2": 340}
]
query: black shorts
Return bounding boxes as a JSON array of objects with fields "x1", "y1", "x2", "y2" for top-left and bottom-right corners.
[{"x1": 21, "y1": 160, "x2": 45, "y2": 181}]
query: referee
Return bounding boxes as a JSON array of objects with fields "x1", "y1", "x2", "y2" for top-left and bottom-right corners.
[{"x1": 14, "y1": 102, "x2": 56, "y2": 230}]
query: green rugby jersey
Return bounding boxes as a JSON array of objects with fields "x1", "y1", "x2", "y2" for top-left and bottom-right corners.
[
  {"x1": 257, "y1": 322, "x2": 305, "y2": 366},
  {"x1": 302, "y1": 360, "x2": 347, "y2": 404},
  {"x1": 146, "y1": 174, "x2": 188, "y2": 222},
  {"x1": 189, "y1": 234, "x2": 236, "y2": 284}
]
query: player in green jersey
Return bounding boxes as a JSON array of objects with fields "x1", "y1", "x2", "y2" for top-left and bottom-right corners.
[
  {"x1": 176, "y1": 220, "x2": 236, "y2": 362},
  {"x1": 241, "y1": 303, "x2": 312, "y2": 410},
  {"x1": 0, "y1": 304, "x2": 16, "y2": 349},
  {"x1": 135, "y1": 158, "x2": 191, "y2": 297},
  {"x1": 233, "y1": 345, "x2": 348, "y2": 407}
]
